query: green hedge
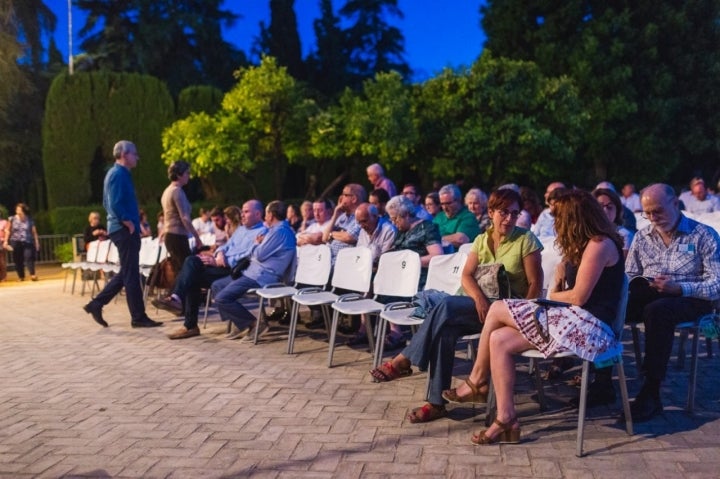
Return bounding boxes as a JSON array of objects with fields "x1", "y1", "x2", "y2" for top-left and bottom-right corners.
[{"x1": 43, "y1": 71, "x2": 175, "y2": 209}]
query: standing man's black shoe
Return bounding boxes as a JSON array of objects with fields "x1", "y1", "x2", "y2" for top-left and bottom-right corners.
[
  {"x1": 131, "y1": 317, "x2": 163, "y2": 328},
  {"x1": 83, "y1": 302, "x2": 108, "y2": 327}
]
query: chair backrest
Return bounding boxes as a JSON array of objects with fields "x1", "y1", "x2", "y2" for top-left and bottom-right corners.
[
  {"x1": 94, "y1": 240, "x2": 112, "y2": 263},
  {"x1": 330, "y1": 246, "x2": 373, "y2": 293},
  {"x1": 139, "y1": 237, "x2": 159, "y2": 266},
  {"x1": 540, "y1": 236, "x2": 562, "y2": 295},
  {"x1": 295, "y1": 244, "x2": 332, "y2": 287},
  {"x1": 106, "y1": 243, "x2": 119, "y2": 264},
  {"x1": 200, "y1": 232, "x2": 216, "y2": 246},
  {"x1": 373, "y1": 249, "x2": 422, "y2": 298},
  {"x1": 425, "y1": 252, "x2": 468, "y2": 294},
  {"x1": 611, "y1": 275, "x2": 630, "y2": 340},
  {"x1": 85, "y1": 240, "x2": 100, "y2": 262},
  {"x1": 458, "y1": 243, "x2": 473, "y2": 255}
]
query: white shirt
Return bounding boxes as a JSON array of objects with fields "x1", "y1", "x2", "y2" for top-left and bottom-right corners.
[
  {"x1": 192, "y1": 217, "x2": 214, "y2": 235},
  {"x1": 621, "y1": 193, "x2": 642, "y2": 212}
]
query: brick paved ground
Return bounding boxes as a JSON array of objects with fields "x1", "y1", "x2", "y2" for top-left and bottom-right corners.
[{"x1": 1, "y1": 266, "x2": 719, "y2": 478}]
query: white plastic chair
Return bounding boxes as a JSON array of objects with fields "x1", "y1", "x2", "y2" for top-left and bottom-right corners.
[
  {"x1": 458, "y1": 242, "x2": 473, "y2": 255},
  {"x1": 630, "y1": 309, "x2": 719, "y2": 413},
  {"x1": 487, "y1": 276, "x2": 633, "y2": 457},
  {"x1": 375, "y1": 252, "x2": 468, "y2": 369},
  {"x1": 250, "y1": 244, "x2": 332, "y2": 345},
  {"x1": 81, "y1": 239, "x2": 112, "y2": 296},
  {"x1": 287, "y1": 247, "x2": 373, "y2": 356},
  {"x1": 62, "y1": 239, "x2": 98, "y2": 294},
  {"x1": 328, "y1": 249, "x2": 421, "y2": 368}
]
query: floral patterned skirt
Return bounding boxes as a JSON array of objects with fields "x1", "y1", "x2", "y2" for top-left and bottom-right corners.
[{"x1": 504, "y1": 299, "x2": 621, "y2": 362}]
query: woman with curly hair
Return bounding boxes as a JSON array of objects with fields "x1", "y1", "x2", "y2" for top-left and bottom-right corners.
[{"x1": 446, "y1": 189, "x2": 624, "y2": 445}]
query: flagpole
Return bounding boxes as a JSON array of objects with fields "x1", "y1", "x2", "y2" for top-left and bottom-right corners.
[{"x1": 67, "y1": 0, "x2": 73, "y2": 74}]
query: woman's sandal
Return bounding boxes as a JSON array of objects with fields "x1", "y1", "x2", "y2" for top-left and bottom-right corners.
[
  {"x1": 407, "y1": 403, "x2": 447, "y2": 423},
  {"x1": 442, "y1": 378, "x2": 488, "y2": 404},
  {"x1": 471, "y1": 417, "x2": 521, "y2": 445},
  {"x1": 369, "y1": 361, "x2": 412, "y2": 382}
]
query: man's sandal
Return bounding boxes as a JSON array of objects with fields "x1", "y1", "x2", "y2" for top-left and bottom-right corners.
[
  {"x1": 407, "y1": 403, "x2": 447, "y2": 423},
  {"x1": 369, "y1": 361, "x2": 412, "y2": 382}
]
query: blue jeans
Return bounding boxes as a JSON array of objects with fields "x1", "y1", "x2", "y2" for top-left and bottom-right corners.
[
  {"x1": 211, "y1": 274, "x2": 261, "y2": 329},
  {"x1": 401, "y1": 295, "x2": 482, "y2": 405},
  {"x1": 172, "y1": 255, "x2": 230, "y2": 330},
  {"x1": 92, "y1": 228, "x2": 147, "y2": 322}
]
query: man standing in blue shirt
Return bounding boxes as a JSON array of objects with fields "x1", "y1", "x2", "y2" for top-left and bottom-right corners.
[{"x1": 83, "y1": 140, "x2": 162, "y2": 328}]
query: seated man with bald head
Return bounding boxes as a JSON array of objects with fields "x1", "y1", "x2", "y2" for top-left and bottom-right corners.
[
  {"x1": 624, "y1": 183, "x2": 720, "y2": 422},
  {"x1": 356, "y1": 202, "x2": 396, "y2": 265}
]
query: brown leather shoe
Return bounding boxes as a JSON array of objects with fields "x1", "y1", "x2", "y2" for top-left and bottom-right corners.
[{"x1": 167, "y1": 326, "x2": 200, "y2": 340}]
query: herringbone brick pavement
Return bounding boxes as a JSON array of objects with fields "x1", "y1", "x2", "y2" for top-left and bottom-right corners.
[{"x1": 1, "y1": 268, "x2": 719, "y2": 478}]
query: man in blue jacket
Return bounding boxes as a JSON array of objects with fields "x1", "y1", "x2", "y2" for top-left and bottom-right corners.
[{"x1": 83, "y1": 140, "x2": 162, "y2": 328}]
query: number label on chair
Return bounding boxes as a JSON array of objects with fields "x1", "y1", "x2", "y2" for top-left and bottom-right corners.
[{"x1": 401, "y1": 260, "x2": 406, "y2": 269}]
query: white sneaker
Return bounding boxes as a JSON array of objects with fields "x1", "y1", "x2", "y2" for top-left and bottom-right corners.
[{"x1": 240, "y1": 320, "x2": 269, "y2": 343}]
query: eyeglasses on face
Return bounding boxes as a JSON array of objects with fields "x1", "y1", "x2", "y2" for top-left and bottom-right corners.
[
  {"x1": 494, "y1": 209, "x2": 521, "y2": 219},
  {"x1": 440, "y1": 201, "x2": 456, "y2": 207},
  {"x1": 641, "y1": 209, "x2": 665, "y2": 219}
]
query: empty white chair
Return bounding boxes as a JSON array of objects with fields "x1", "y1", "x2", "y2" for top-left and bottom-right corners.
[
  {"x1": 329, "y1": 249, "x2": 421, "y2": 368},
  {"x1": 487, "y1": 276, "x2": 632, "y2": 457},
  {"x1": 375, "y1": 251, "x2": 468, "y2": 368},
  {"x1": 251, "y1": 244, "x2": 332, "y2": 345},
  {"x1": 287, "y1": 247, "x2": 373, "y2": 355}
]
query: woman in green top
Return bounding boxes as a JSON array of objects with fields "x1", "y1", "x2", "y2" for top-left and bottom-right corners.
[{"x1": 369, "y1": 189, "x2": 543, "y2": 423}]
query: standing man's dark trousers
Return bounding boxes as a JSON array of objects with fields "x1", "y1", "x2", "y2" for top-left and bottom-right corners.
[{"x1": 91, "y1": 228, "x2": 149, "y2": 323}]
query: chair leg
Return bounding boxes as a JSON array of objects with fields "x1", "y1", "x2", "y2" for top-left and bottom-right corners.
[
  {"x1": 373, "y1": 316, "x2": 388, "y2": 370},
  {"x1": 327, "y1": 309, "x2": 341, "y2": 368},
  {"x1": 485, "y1": 379, "x2": 497, "y2": 427},
  {"x1": 576, "y1": 360, "x2": 590, "y2": 457},
  {"x1": 253, "y1": 298, "x2": 266, "y2": 345},
  {"x1": 687, "y1": 326, "x2": 700, "y2": 413},
  {"x1": 203, "y1": 289, "x2": 212, "y2": 329},
  {"x1": 365, "y1": 313, "x2": 376, "y2": 359},
  {"x1": 287, "y1": 301, "x2": 300, "y2": 354},
  {"x1": 616, "y1": 359, "x2": 633, "y2": 436},
  {"x1": 677, "y1": 329, "x2": 689, "y2": 369},
  {"x1": 533, "y1": 360, "x2": 548, "y2": 411},
  {"x1": 631, "y1": 323, "x2": 643, "y2": 371},
  {"x1": 705, "y1": 337, "x2": 713, "y2": 359}
]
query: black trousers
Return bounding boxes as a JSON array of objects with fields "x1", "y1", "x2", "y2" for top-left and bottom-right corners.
[{"x1": 627, "y1": 279, "x2": 712, "y2": 381}]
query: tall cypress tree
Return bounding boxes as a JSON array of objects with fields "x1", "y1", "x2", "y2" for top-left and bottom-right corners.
[
  {"x1": 339, "y1": 0, "x2": 410, "y2": 90},
  {"x1": 258, "y1": 0, "x2": 305, "y2": 81},
  {"x1": 306, "y1": 0, "x2": 349, "y2": 98}
]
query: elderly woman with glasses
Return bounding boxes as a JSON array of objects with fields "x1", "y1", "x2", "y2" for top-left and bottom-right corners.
[
  {"x1": 349, "y1": 195, "x2": 444, "y2": 349},
  {"x1": 370, "y1": 189, "x2": 543, "y2": 423}
]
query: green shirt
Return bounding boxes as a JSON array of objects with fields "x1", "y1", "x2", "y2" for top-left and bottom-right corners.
[
  {"x1": 470, "y1": 226, "x2": 542, "y2": 298},
  {"x1": 433, "y1": 207, "x2": 480, "y2": 242}
]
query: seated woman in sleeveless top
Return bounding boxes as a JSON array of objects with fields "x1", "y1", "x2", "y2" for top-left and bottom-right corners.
[{"x1": 446, "y1": 189, "x2": 624, "y2": 445}]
